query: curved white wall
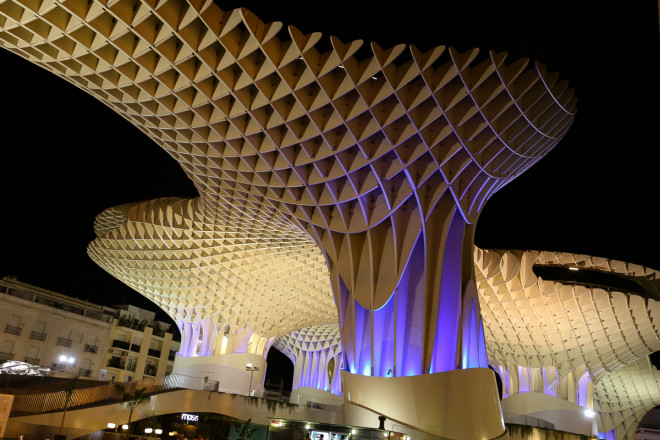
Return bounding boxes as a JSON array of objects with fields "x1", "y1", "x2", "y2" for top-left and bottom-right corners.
[
  {"x1": 290, "y1": 387, "x2": 344, "y2": 406},
  {"x1": 342, "y1": 368, "x2": 505, "y2": 440},
  {"x1": 502, "y1": 392, "x2": 596, "y2": 437},
  {"x1": 173, "y1": 353, "x2": 266, "y2": 396}
]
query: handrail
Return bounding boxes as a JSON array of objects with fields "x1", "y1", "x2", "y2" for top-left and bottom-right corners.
[
  {"x1": 9, "y1": 374, "x2": 219, "y2": 417},
  {"x1": 503, "y1": 412, "x2": 555, "y2": 430}
]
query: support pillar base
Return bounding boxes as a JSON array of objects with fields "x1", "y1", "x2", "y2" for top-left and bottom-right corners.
[{"x1": 342, "y1": 368, "x2": 504, "y2": 440}]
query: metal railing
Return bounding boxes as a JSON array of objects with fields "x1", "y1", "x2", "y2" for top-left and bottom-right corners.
[
  {"x1": 147, "y1": 348, "x2": 161, "y2": 358},
  {"x1": 0, "y1": 351, "x2": 14, "y2": 361},
  {"x1": 57, "y1": 337, "x2": 72, "y2": 347},
  {"x1": 289, "y1": 392, "x2": 342, "y2": 412},
  {"x1": 112, "y1": 340, "x2": 130, "y2": 350},
  {"x1": 503, "y1": 412, "x2": 555, "y2": 430},
  {"x1": 24, "y1": 356, "x2": 39, "y2": 364},
  {"x1": 9, "y1": 374, "x2": 219, "y2": 417},
  {"x1": 107, "y1": 358, "x2": 125, "y2": 369},
  {"x1": 3, "y1": 287, "x2": 113, "y2": 323},
  {"x1": 83, "y1": 344, "x2": 98, "y2": 353},
  {"x1": 5, "y1": 325, "x2": 21, "y2": 335},
  {"x1": 30, "y1": 331, "x2": 47, "y2": 341},
  {"x1": 78, "y1": 368, "x2": 92, "y2": 377}
]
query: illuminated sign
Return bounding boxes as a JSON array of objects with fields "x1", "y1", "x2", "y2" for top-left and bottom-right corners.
[{"x1": 181, "y1": 413, "x2": 199, "y2": 422}]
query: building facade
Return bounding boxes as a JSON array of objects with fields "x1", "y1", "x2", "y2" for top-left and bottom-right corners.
[
  {"x1": 0, "y1": 277, "x2": 112, "y2": 378},
  {"x1": 0, "y1": 277, "x2": 179, "y2": 381},
  {"x1": 102, "y1": 304, "x2": 180, "y2": 382},
  {"x1": 0, "y1": 0, "x2": 576, "y2": 437}
]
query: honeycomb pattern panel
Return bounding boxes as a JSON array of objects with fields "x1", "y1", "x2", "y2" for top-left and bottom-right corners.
[
  {"x1": 89, "y1": 197, "x2": 335, "y2": 339},
  {"x1": 475, "y1": 248, "x2": 660, "y2": 382}
]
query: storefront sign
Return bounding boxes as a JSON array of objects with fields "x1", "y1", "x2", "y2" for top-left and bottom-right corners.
[{"x1": 181, "y1": 413, "x2": 199, "y2": 422}]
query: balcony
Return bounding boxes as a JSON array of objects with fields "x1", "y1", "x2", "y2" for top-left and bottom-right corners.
[
  {"x1": 30, "y1": 331, "x2": 47, "y2": 341},
  {"x1": 117, "y1": 317, "x2": 145, "y2": 331},
  {"x1": 24, "y1": 356, "x2": 39, "y2": 365},
  {"x1": 112, "y1": 340, "x2": 130, "y2": 350},
  {"x1": 57, "y1": 337, "x2": 72, "y2": 347},
  {"x1": 147, "y1": 348, "x2": 161, "y2": 358},
  {"x1": 83, "y1": 344, "x2": 98, "y2": 353},
  {"x1": 126, "y1": 363, "x2": 137, "y2": 372},
  {"x1": 0, "y1": 351, "x2": 14, "y2": 362},
  {"x1": 130, "y1": 344, "x2": 141, "y2": 353},
  {"x1": 107, "y1": 357, "x2": 124, "y2": 369},
  {"x1": 4, "y1": 325, "x2": 21, "y2": 336},
  {"x1": 78, "y1": 368, "x2": 92, "y2": 377},
  {"x1": 144, "y1": 365, "x2": 157, "y2": 376}
]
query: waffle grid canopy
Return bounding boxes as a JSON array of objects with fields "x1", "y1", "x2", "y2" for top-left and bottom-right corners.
[
  {"x1": 475, "y1": 249, "x2": 660, "y2": 439},
  {"x1": 0, "y1": 0, "x2": 574, "y2": 379}
]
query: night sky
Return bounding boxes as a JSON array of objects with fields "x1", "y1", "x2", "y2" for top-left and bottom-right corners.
[{"x1": 0, "y1": 1, "x2": 658, "y2": 327}]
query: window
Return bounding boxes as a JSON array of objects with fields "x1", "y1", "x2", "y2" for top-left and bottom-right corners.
[
  {"x1": 31, "y1": 321, "x2": 47, "y2": 341},
  {"x1": 78, "y1": 359, "x2": 92, "y2": 377},
  {"x1": 57, "y1": 328, "x2": 72, "y2": 347},
  {"x1": 5, "y1": 315, "x2": 22, "y2": 335},
  {"x1": 25, "y1": 346, "x2": 39, "y2": 364},
  {"x1": 1, "y1": 341, "x2": 14, "y2": 360}
]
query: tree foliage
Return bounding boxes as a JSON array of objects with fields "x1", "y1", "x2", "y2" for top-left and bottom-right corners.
[
  {"x1": 114, "y1": 384, "x2": 151, "y2": 433},
  {"x1": 232, "y1": 418, "x2": 256, "y2": 440}
]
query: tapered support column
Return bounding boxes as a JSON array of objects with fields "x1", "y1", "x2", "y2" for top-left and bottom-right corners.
[
  {"x1": 342, "y1": 368, "x2": 504, "y2": 439},
  {"x1": 321, "y1": 196, "x2": 496, "y2": 438},
  {"x1": 328, "y1": 204, "x2": 488, "y2": 378},
  {"x1": 273, "y1": 324, "x2": 343, "y2": 400}
]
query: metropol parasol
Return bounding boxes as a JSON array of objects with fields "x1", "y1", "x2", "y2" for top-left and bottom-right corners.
[{"x1": 1, "y1": 0, "x2": 657, "y2": 438}]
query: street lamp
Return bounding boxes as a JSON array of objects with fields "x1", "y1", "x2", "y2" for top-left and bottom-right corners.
[{"x1": 245, "y1": 363, "x2": 259, "y2": 396}]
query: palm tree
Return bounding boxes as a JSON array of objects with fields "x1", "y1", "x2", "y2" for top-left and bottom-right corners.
[
  {"x1": 232, "y1": 419, "x2": 256, "y2": 440},
  {"x1": 58, "y1": 375, "x2": 79, "y2": 436},
  {"x1": 114, "y1": 383, "x2": 151, "y2": 436}
]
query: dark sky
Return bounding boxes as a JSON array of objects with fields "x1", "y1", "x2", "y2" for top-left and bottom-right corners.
[{"x1": 0, "y1": 1, "x2": 658, "y2": 322}]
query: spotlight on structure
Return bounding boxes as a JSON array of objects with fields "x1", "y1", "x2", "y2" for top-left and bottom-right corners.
[
  {"x1": 145, "y1": 428, "x2": 153, "y2": 434},
  {"x1": 271, "y1": 420, "x2": 283, "y2": 427},
  {"x1": 155, "y1": 429, "x2": 163, "y2": 435},
  {"x1": 305, "y1": 424, "x2": 310, "y2": 429},
  {"x1": 107, "y1": 423, "x2": 116, "y2": 429},
  {"x1": 122, "y1": 425, "x2": 129, "y2": 430},
  {"x1": 584, "y1": 409, "x2": 596, "y2": 418},
  {"x1": 569, "y1": 267, "x2": 579, "y2": 271}
]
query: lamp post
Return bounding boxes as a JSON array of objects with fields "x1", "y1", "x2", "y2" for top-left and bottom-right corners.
[{"x1": 245, "y1": 363, "x2": 259, "y2": 396}]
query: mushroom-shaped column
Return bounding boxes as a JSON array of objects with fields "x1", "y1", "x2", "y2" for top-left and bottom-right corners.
[
  {"x1": 594, "y1": 357, "x2": 660, "y2": 440},
  {"x1": 0, "y1": 0, "x2": 575, "y2": 436},
  {"x1": 89, "y1": 197, "x2": 335, "y2": 394},
  {"x1": 273, "y1": 324, "x2": 343, "y2": 404},
  {"x1": 475, "y1": 249, "x2": 660, "y2": 438}
]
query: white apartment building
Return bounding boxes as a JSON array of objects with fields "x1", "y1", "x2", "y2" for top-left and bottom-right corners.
[
  {"x1": 0, "y1": 277, "x2": 179, "y2": 381},
  {"x1": 0, "y1": 277, "x2": 112, "y2": 378},
  {"x1": 102, "y1": 305, "x2": 179, "y2": 382}
]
